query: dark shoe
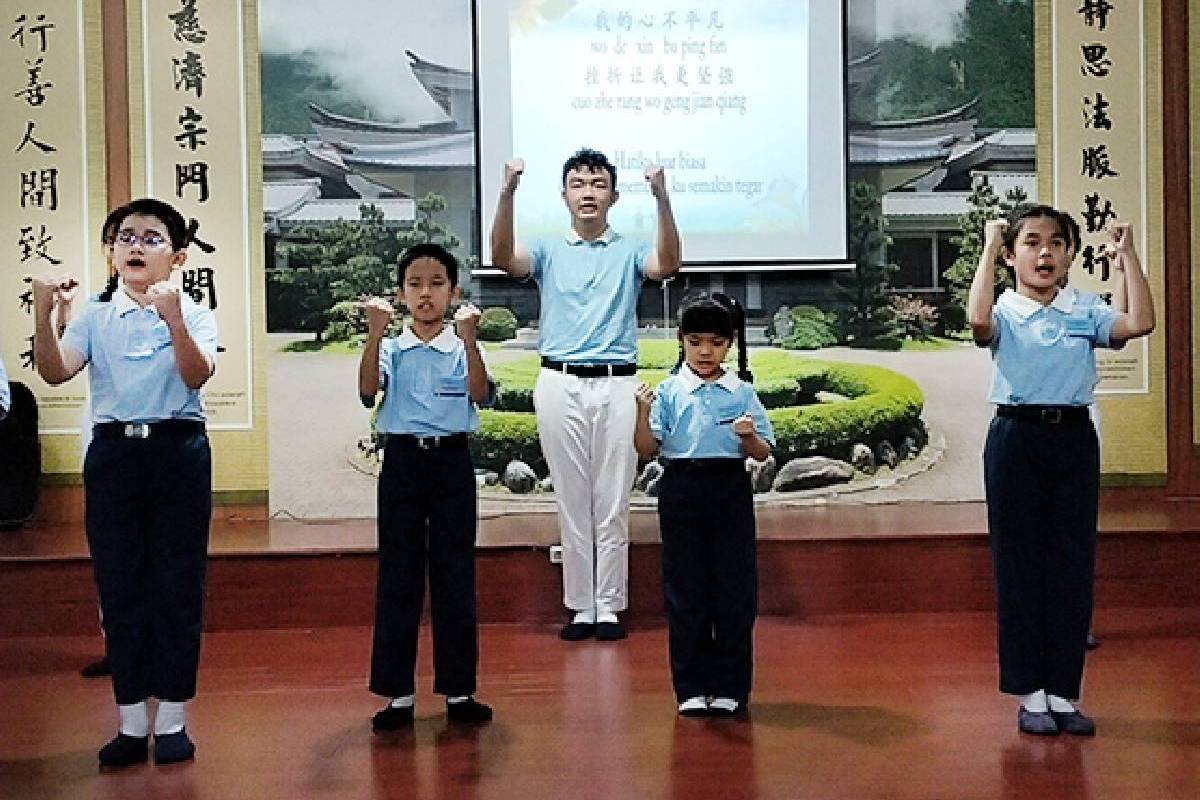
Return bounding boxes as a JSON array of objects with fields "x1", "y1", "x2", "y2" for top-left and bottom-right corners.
[
  {"x1": 98, "y1": 733, "x2": 148, "y2": 768},
  {"x1": 559, "y1": 621, "x2": 596, "y2": 641},
  {"x1": 446, "y1": 698, "x2": 493, "y2": 724},
  {"x1": 372, "y1": 704, "x2": 415, "y2": 731},
  {"x1": 153, "y1": 729, "x2": 195, "y2": 764},
  {"x1": 1086, "y1": 633, "x2": 1099, "y2": 649},
  {"x1": 1017, "y1": 708, "x2": 1059, "y2": 736},
  {"x1": 81, "y1": 656, "x2": 111, "y2": 678},
  {"x1": 595, "y1": 621, "x2": 627, "y2": 641},
  {"x1": 1050, "y1": 709, "x2": 1096, "y2": 736}
]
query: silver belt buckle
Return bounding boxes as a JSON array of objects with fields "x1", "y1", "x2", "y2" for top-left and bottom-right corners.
[
  {"x1": 124, "y1": 422, "x2": 151, "y2": 439},
  {"x1": 417, "y1": 436, "x2": 435, "y2": 449},
  {"x1": 1042, "y1": 408, "x2": 1063, "y2": 424}
]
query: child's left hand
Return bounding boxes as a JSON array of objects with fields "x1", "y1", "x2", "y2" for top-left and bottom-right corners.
[
  {"x1": 454, "y1": 302, "x2": 482, "y2": 342},
  {"x1": 732, "y1": 414, "x2": 756, "y2": 437},
  {"x1": 147, "y1": 281, "x2": 184, "y2": 326}
]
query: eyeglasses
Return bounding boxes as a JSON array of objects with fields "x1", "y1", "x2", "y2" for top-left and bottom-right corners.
[{"x1": 112, "y1": 230, "x2": 170, "y2": 249}]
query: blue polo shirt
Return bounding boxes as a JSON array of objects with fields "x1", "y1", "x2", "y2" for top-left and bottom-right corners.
[
  {"x1": 985, "y1": 287, "x2": 1120, "y2": 406},
  {"x1": 60, "y1": 287, "x2": 218, "y2": 423},
  {"x1": 376, "y1": 325, "x2": 493, "y2": 436},
  {"x1": 0, "y1": 352, "x2": 10, "y2": 419},
  {"x1": 650, "y1": 363, "x2": 776, "y2": 459},
  {"x1": 527, "y1": 228, "x2": 650, "y2": 364}
]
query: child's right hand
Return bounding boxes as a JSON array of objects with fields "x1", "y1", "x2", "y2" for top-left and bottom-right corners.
[
  {"x1": 31, "y1": 274, "x2": 79, "y2": 314},
  {"x1": 634, "y1": 382, "x2": 655, "y2": 412},
  {"x1": 362, "y1": 297, "x2": 394, "y2": 337},
  {"x1": 983, "y1": 218, "x2": 1008, "y2": 254},
  {"x1": 503, "y1": 158, "x2": 525, "y2": 194}
]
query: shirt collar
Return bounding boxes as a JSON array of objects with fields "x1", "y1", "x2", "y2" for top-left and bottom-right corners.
[
  {"x1": 996, "y1": 286, "x2": 1078, "y2": 321},
  {"x1": 396, "y1": 324, "x2": 458, "y2": 353},
  {"x1": 113, "y1": 285, "x2": 157, "y2": 318},
  {"x1": 564, "y1": 226, "x2": 618, "y2": 246},
  {"x1": 678, "y1": 362, "x2": 742, "y2": 393}
]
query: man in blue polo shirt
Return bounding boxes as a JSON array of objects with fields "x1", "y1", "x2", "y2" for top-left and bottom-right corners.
[{"x1": 491, "y1": 148, "x2": 681, "y2": 641}]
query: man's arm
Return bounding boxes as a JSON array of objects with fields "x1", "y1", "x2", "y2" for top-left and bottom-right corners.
[
  {"x1": 642, "y1": 165, "x2": 682, "y2": 280},
  {"x1": 490, "y1": 158, "x2": 534, "y2": 278}
]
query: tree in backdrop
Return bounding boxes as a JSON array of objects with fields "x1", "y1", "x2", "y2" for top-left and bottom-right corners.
[
  {"x1": 835, "y1": 182, "x2": 900, "y2": 346},
  {"x1": 944, "y1": 177, "x2": 1029, "y2": 313},
  {"x1": 267, "y1": 195, "x2": 473, "y2": 340}
]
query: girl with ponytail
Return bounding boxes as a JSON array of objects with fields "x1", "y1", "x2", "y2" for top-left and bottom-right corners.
[{"x1": 634, "y1": 293, "x2": 774, "y2": 718}]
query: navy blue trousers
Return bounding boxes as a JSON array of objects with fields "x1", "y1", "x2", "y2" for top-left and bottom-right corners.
[
  {"x1": 657, "y1": 460, "x2": 758, "y2": 704},
  {"x1": 369, "y1": 436, "x2": 478, "y2": 698},
  {"x1": 84, "y1": 432, "x2": 212, "y2": 705},
  {"x1": 984, "y1": 414, "x2": 1098, "y2": 699}
]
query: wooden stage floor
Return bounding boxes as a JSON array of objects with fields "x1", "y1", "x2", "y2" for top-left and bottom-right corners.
[{"x1": 2, "y1": 609, "x2": 1199, "y2": 799}]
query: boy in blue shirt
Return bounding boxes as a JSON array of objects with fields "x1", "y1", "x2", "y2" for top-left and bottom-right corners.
[
  {"x1": 32, "y1": 198, "x2": 218, "y2": 768},
  {"x1": 358, "y1": 242, "x2": 495, "y2": 729},
  {"x1": 968, "y1": 206, "x2": 1154, "y2": 737},
  {"x1": 490, "y1": 148, "x2": 681, "y2": 641},
  {"x1": 633, "y1": 294, "x2": 774, "y2": 717}
]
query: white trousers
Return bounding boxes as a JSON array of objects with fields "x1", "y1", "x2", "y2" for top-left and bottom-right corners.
[{"x1": 534, "y1": 369, "x2": 639, "y2": 616}]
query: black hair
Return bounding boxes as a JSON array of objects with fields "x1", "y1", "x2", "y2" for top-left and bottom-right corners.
[
  {"x1": 97, "y1": 198, "x2": 189, "y2": 302},
  {"x1": 674, "y1": 292, "x2": 753, "y2": 382},
  {"x1": 397, "y1": 242, "x2": 459, "y2": 289},
  {"x1": 1003, "y1": 203, "x2": 1076, "y2": 254},
  {"x1": 561, "y1": 147, "x2": 617, "y2": 188}
]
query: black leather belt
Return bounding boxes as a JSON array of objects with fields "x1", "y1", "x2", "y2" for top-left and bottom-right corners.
[
  {"x1": 996, "y1": 405, "x2": 1089, "y2": 424},
  {"x1": 541, "y1": 358, "x2": 637, "y2": 377},
  {"x1": 386, "y1": 432, "x2": 468, "y2": 449},
  {"x1": 662, "y1": 457, "x2": 744, "y2": 470},
  {"x1": 93, "y1": 420, "x2": 206, "y2": 439}
]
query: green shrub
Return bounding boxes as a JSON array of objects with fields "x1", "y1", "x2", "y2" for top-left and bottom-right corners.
[
  {"x1": 323, "y1": 300, "x2": 363, "y2": 342},
  {"x1": 470, "y1": 410, "x2": 545, "y2": 474},
  {"x1": 791, "y1": 305, "x2": 828, "y2": 322},
  {"x1": 936, "y1": 302, "x2": 967, "y2": 334},
  {"x1": 782, "y1": 317, "x2": 838, "y2": 350},
  {"x1": 478, "y1": 306, "x2": 518, "y2": 341}
]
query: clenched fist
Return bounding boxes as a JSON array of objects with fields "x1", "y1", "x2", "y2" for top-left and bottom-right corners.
[
  {"x1": 362, "y1": 296, "x2": 395, "y2": 338},
  {"x1": 503, "y1": 158, "x2": 525, "y2": 195},
  {"x1": 644, "y1": 164, "x2": 667, "y2": 200},
  {"x1": 453, "y1": 302, "x2": 482, "y2": 343}
]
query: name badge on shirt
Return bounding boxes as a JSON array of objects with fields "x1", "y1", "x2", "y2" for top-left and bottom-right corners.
[
  {"x1": 435, "y1": 376, "x2": 468, "y2": 397},
  {"x1": 1065, "y1": 310, "x2": 1096, "y2": 338}
]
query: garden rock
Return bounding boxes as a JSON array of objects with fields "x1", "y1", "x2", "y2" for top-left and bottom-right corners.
[
  {"x1": 502, "y1": 461, "x2": 538, "y2": 494},
  {"x1": 850, "y1": 443, "x2": 875, "y2": 474},
  {"x1": 898, "y1": 436, "x2": 919, "y2": 460},
  {"x1": 539, "y1": 477, "x2": 554, "y2": 493},
  {"x1": 875, "y1": 440, "x2": 899, "y2": 469},
  {"x1": 772, "y1": 457, "x2": 854, "y2": 491},
  {"x1": 635, "y1": 461, "x2": 664, "y2": 492},
  {"x1": 746, "y1": 455, "x2": 777, "y2": 493}
]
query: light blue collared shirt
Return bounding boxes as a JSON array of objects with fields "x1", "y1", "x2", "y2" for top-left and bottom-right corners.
[
  {"x1": 527, "y1": 228, "x2": 650, "y2": 364},
  {"x1": 60, "y1": 286, "x2": 218, "y2": 423},
  {"x1": 985, "y1": 287, "x2": 1121, "y2": 406},
  {"x1": 0, "y1": 352, "x2": 10, "y2": 419},
  {"x1": 376, "y1": 325, "x2": 493, "y2": 436},
  {"x1": 650, "y1": 363, "x2": 776, "y2": 459}
]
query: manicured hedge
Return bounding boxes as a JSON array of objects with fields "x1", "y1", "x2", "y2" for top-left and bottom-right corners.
[{"x1": 472, "y1": 350, "x2": 925, "y2": 474}]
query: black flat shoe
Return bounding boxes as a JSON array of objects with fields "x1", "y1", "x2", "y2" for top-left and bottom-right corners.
[
  {"x1": 559, "y1": 621, "x2": 596, "y2": 641},
  {"x1": 595, "y1": 621, "x2": 626, "y2": 641},
  {"x1": 153, "y1": 729, "x2": 195, "y2": 764},
  {"x1": 1017, "y1": 708, "x2": 1059, "y2": 736},
  {"x1": 1049, "y1": 709, "x2": 1096, "y2": 736},
  {"x1": 98, "y1": 733, "x2": 148, "y2": 768},
  {"x1": 447, "y1": 698, "x2": 493, "y2": 724},
  {"x1": 372, "y1": 705, "x2": 415, "y2": 731}
]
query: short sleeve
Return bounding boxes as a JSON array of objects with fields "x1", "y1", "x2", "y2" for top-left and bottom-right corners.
[
  {"x1": 744, "y1": 387, "x2": 776, "y2": 446},
  {"x1": 1090, "y1": 301, "x2": 1123, "y2": 349},
  {"x1": 378, "y1": 337, "x2": 396, "y2": 391},
  {"x1": 186, "y1": 305, "x2": 219, "y2": 361},
  {"x1": 527, "y1": 240, "x2": 548, "y2": 282},
  {"x1": 0, "y1": 355, "x2": 10, "y2": 417},
  {"x1": 60, "y1": 303, "x2": 93, "y2": 362},
  {"x1": 633, "y1": 239, "x2": 652, "y2": 278},
  {"x1": 648, "y1": 384, "x2": 668, "y2": 441},
  {"x1": 476, "y1": 343, "x2": 498, "y2": 408}
]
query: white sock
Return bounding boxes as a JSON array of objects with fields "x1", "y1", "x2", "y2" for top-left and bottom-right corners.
[
  {"x1": 572, "y1": 610, "x2": 595, "y2": 625},
  {"x1": 447, "y1": 695, "x2": 470, "y2": 705},
  {"x1": 596, "y1": 611, "x2": 619, "y2": 625},
  {"x1": 1047, "y1": 694, "x2": 1076, "y2": 713},
  {"x1": 389, "y1": 694, "x2": 415, "y2": 709},
  {"x1": 154, "y1": 700, "x2": 186, "y2": 736},
  {"x1": 677, "y1": 696, "x2": 708, "y2": 713},
  {"x1": 709, "y1": 698, "x2": 739, "y2": 713},
  {"x1": 118, "y1": 701, "x2": 149, "y2": 737},
  {"x1": 1020, "y1": 691, "x2": 1048, "y2": 713}
]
